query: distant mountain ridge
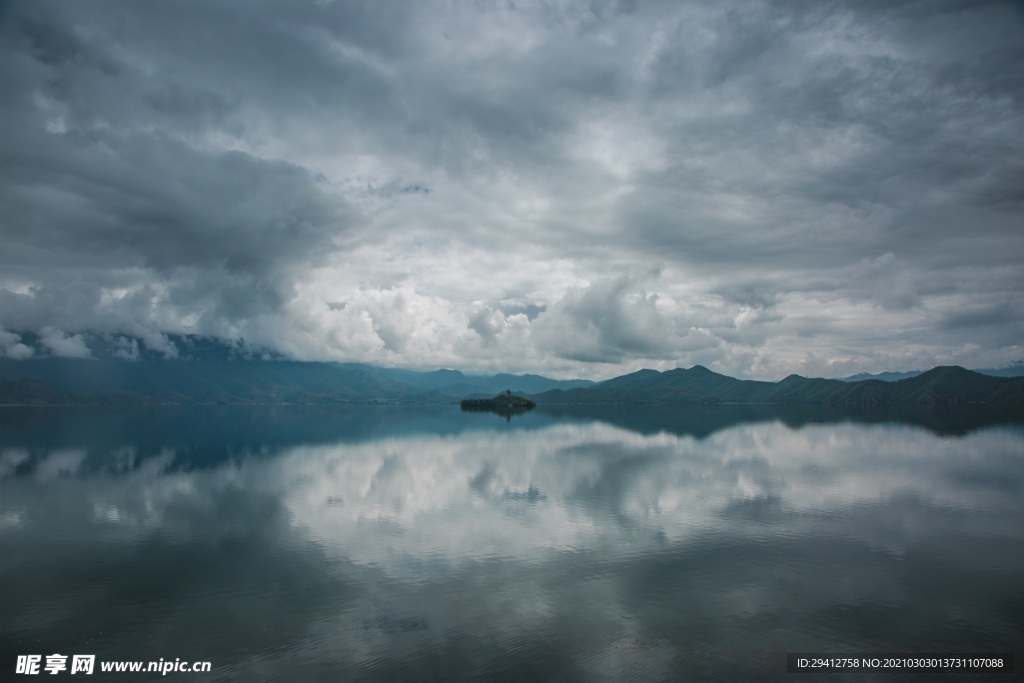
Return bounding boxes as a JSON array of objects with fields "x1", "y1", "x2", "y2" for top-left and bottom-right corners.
[
  {"x1": 842, "y1": 366, "x2": 1024, "y2": 382},
  {"x1": 534, "y1": 365, "x2": 1024, "y2": 406},
  {"x1": 841, "y1": 371, "x2": 923, "y2": 382},
  {"x1": 1, "y1": 357, "x2": 1022, "y2": 406},
  {"x1": 0, "y1": 357, "x2": 593, "y2": 405}
]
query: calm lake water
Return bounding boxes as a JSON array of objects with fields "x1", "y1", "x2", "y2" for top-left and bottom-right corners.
[{"x1": 2, "y1": 405, "x2": 1022, "y2": 681}]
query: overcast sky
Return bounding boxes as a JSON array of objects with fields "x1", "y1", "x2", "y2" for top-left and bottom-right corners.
[{"x1": 1, "y1": 0, "x2": 1022, "y2": 379}]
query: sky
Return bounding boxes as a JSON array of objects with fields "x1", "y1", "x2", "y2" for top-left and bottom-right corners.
[{"x1": 1, "y1": 0, "x2": 1022, "y2": 380}]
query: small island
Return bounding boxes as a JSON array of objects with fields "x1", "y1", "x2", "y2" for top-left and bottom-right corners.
[{"x1": 460, "y1": 392, "x2": 536, "y2": 413}]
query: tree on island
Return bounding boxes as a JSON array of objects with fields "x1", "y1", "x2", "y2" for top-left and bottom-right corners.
[{"x1": 460, "y1": 392, "x2": 536, "y2": 411}]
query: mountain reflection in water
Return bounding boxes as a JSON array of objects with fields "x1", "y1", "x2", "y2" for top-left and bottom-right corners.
[{"x1": 1, "y1": 405, "x2": 1022, "y2": 681}]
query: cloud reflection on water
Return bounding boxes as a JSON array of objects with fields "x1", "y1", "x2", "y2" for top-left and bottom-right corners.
[{"x1": 1, "y1": 410, "x2": 1022, "y2": 681}]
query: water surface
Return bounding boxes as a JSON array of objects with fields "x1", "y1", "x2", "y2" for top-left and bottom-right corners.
[{"x1": 2, "y1": 405, "x2": 1022, "y2": 681}]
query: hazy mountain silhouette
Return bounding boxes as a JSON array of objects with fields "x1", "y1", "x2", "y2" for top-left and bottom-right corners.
[
  {"x1": 534, "y1": 365, "x2": 1024, "y2": 406},
  {"x1": 842, "y1": 365, "x2": 1024, "y2": 382},
  {"x1": 0, "y1": 357, "x2": 591, "y2": 405},
  {"x1": 2, "y1": 357, "x2": 1022, "y2": 406}
]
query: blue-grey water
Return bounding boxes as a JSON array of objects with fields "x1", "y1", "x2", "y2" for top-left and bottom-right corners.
[{"x1": 1, "y1": 405, "x2": 1022, "y2": 681}]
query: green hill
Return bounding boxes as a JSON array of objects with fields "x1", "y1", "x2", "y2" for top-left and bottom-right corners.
[{"x1": 534, "y1": 366, "x2": 1024, "y2": 406}]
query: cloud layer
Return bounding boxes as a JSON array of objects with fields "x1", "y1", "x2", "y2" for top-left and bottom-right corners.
[{"x1": 2, "y1": 0, "x2": 1022, "y2": 378}]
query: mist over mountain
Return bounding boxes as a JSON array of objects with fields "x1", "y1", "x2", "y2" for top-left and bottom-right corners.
[
  {"x1": 0, "y1": 333, "x2": 594, "y2": 405},
  {"x1": 2, "y1": 334, "x2": 1022, "y2": 407}
]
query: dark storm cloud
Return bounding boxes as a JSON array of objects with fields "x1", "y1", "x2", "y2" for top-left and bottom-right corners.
[
  {"x1": 0, "y1": 131, "x2": 347, "y2": 330},
  {"x1": 619, "y1": 2, "x2": 1024, "y2": 269},
  {"x1": 0, "y1": 0, "x2": 357, "y2": 344},
  {"x1": 1, "y1": 0, "x2": 1021, "y2": 376},
  {"x1": 713, "y1": 282, "x2": 780, "y2": 311}
]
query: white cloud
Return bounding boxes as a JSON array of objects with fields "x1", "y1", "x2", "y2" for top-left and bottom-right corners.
[
  {"x1": 39, "y1": 327, "x2": 92, "y2": 359},
  {"x1": 0, "y1": 328, "x2": 34, "y2": 359}
]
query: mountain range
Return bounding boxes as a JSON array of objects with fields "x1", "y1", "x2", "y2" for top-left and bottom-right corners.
[
  {"x1": 2, "y1": 357, "x2": 1023, "y2": 406},
  {"x1": 533, "y1": 365, "x2": 1024, "y2": 406},
  {"x1": 1, "y1": 333, "x2": 1022, "y2": 405},
  {"x1": 842, "y1": 366, "x2": 1024, "y2": 382},
  {"x1": 0, "y1": 357, "x2": 593, "y2": 405}
]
